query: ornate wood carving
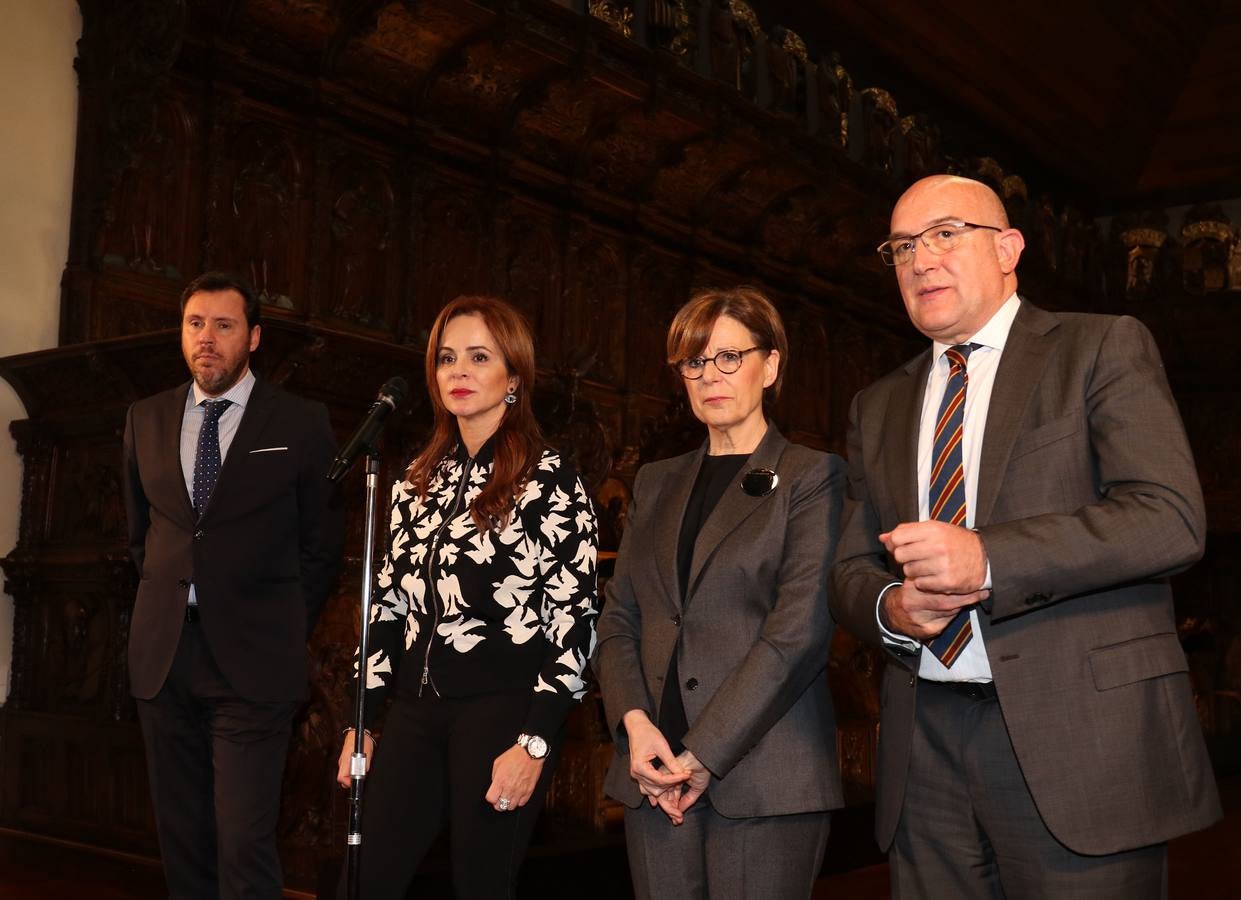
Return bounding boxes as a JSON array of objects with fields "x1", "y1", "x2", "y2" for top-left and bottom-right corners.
[
  {"x1": 71, "y1": 0, "x2": 188, "y2": 269},
  {"x1": 98, "y1": 93, "x2": 201, "y2": 281},
  {"x1": 628, "y1": 248, "x2": 687, "y2": 397},
  {"x1": 210, "y1": 115, "x2": 311, "y2": 311},
  {"x1": 563, "y1": 229, "x2": 628, "y2": 383},
  {"x1": 316, "y1": 141, "x2": 401, "y2": 333},
  {"x1": 409, "y1": 177, "x2": 493, "y2": 344},
  {"x1": 496, "y1": 200, "x2": 562, "y2": 355},
  {"x1": 773, "y1": 297, "x2": 832, "y2": 442}
]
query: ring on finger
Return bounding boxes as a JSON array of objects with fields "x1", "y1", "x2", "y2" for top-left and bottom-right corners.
[{"x1": 497, "y1": 796, "x2": 512, "y2": 812}]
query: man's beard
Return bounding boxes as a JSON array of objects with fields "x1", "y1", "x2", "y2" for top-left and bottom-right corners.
[{"x1": 190, "y1": 354, "x2": 248, "y2": 395}]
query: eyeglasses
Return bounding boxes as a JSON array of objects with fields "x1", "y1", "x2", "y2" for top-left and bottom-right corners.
[
  {"x1": 675, "y1": 347, "x2": 763, "y2": 379},
  {"x1": 876, "y1": 221, "x2": 1003, "y2": 267}
]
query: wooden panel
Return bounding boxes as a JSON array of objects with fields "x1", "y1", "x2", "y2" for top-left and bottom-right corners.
[
  {"x1": 563, "y1": 226, "x2": 628, "y2": 383},
  {"x1": 97, "y1": 89, "x2": 204, "y2": 283},
  {"x1": 311, "y1": 136, "x2": 405, "y2": 336},
  {"x1": 409, "y1": 176, "x2": 493, "y2": 344},
  {"x1": 496, "y1": 198, "x2": 563, "y2": 357},
  {"x1": 205, "y1": 101, "x2": 315, "y2": 314}
]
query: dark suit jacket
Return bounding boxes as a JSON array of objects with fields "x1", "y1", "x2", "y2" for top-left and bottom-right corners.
[
  {"x1": 123, "y1": 376, "x2": 344, "y2": 702},
  {"x1": 595, "y1": 425, "x2": 846, "y2": 818},
  {"x1": 831, "y1": 299, "x2": 1220, "y2": 855}
]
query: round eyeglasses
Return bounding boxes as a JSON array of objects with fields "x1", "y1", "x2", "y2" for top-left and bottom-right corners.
[
  {"x1": 876, "y1": 221, "x2": 1002, "y2": 266},
  {"x1": 675, "y1": 347, "x2": 762, "y2": 379}
]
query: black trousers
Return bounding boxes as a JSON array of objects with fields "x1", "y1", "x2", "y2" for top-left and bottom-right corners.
[
  {"x1": 135, "y1": 620, "x2": 298, "y2": 900},
  {"x1": 344, "y1": 690, "x2": 559, "y2": 900}
]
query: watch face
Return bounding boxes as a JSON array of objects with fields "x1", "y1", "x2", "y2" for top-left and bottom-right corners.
[{"x1": 527, "y1": 735, "x2": 549, "y2": 759}]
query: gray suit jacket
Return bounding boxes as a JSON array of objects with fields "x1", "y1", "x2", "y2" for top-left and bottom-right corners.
[
  {"x1": 831, "y1": 299, "x2": 1220, "y2": 855},
  {"x1": 595, "y1": 425, "x2": 846, "y2": 818}
]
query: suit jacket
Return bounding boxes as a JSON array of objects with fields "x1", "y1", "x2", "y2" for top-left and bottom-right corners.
[
  {"x1": 595, "y1": 425, "x2": 846, "y2": 818},
  {"x1": 831, "y1": 299, "x2": 1220, "y2": 855},
  {"x1": 123, "y1": 376, "x2": 345, "y2": 702}
]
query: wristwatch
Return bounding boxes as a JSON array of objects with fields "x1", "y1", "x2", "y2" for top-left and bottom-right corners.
[{"x1": 517, "y1": 732, "x2": 549, "y2": 760}]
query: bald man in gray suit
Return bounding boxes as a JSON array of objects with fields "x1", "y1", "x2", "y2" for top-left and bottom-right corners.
[{"x1": 831, "y1": 175, "x2": 1220, "y2": 898}]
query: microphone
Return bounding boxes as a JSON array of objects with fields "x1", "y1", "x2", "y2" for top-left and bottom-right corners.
[{"x1": 327, "y1": 376, "x2": 408, "y2": 482}]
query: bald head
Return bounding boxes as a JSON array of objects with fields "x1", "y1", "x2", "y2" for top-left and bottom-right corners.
[
  {"x1": 887, "y1": 174, "x2": 1025, "y2": 345},
  {"x1": 891, "y1": 175, "x2": 1010, "y2": 234}
]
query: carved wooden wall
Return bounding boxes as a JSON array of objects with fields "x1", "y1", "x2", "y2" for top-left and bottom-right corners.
[{"x1": 2, "y1": 0, "x2": 1237, "y2": 888}]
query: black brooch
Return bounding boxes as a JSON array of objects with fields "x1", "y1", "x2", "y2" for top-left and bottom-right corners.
[{"x1": 741, "y1": 467, "x2": 778, "y2": 497}]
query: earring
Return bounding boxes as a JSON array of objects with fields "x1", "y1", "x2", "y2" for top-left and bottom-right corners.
[{"x1": 504, "y1": 390, "x2": 517, "y2": 406}]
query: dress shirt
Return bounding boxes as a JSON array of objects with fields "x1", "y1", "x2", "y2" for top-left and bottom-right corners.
[
  {"x1": 877, "y1": 293, "x2": 1021, "y2": 681},
  {"x1": 179, "y1": 368, "x2": 256, "y2": 605}
]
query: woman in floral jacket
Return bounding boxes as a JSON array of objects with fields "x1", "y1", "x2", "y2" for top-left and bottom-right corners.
[{"x1": 336, "y1": 295, "x2": 599, "y2": 899}]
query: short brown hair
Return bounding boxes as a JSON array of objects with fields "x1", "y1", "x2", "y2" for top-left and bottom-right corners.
[
  {"x1": 666, "y1": 286, "x2": 788, "y2": 398},
  {"x1": 180, "y1": 272, "x2": 261, "y2": 329}
]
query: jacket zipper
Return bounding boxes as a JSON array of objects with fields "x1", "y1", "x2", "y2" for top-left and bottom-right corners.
[{"x1": 418, "y1": 456, "x2": 474, "y2": 697}]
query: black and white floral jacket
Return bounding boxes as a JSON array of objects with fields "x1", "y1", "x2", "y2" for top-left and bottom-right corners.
[{"x1": 358, "y1": 439, "x2": 599, "y2": 739}]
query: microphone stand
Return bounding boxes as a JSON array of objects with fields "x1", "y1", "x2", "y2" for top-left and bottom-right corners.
[{"x1": 346, "y1": 450, "x2": 381, "y2": 900}]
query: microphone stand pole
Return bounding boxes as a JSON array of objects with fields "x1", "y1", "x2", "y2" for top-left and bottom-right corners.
[{"x1": 346, "y1": 449, "x2": 381, "y2": 900}]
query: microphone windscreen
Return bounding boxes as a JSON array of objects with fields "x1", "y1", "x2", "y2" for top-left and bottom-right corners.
[{"x1": 381, "y1": 376, "x2": 409, "y2": 406}]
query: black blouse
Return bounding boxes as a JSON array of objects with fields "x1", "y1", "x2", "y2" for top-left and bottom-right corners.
[{"x1": 661, "y1": 452, "x2": 749, "y2": 754}]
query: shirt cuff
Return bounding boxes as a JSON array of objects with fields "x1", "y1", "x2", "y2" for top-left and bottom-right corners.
[{"x1": 875, "y1": 581, "x2": 921, "y2": 653}]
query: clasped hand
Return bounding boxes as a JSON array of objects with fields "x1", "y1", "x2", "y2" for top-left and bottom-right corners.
[
  {"x1": 879, "y1": 521, "x2": 991, "y2": 641},
  {"x1": 653, "y1": 750, "x2": 710, "y2": 826},
  {"x1": 622, "y1": 710, "x2": 710, "y2": 825}
]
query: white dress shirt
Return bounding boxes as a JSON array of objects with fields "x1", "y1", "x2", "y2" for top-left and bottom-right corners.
[{"x1": 877, "y1": 293, "x2": 1021, "y2": 682}]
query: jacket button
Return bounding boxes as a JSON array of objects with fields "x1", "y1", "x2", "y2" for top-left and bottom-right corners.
[
  {"x1": 177, "y1": 579, "x2": 190, "y2": 588},
  {"x1": 685, "y1": 678, "x2": 698, "y2": 691},
  {"x1": 194, "y1": 530, "x2": 204, "y2": 540},
  {"x1": 672, "y1": 615, "x2": 681, "y2": 626}
]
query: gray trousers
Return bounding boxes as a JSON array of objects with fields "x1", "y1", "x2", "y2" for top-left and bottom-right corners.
[
  {"x1": 891, "y1": 680, "x2": 1167, "y2": 900},
  {"x1": 624, "y1": 797, "x2": 830, "y2": 899}
]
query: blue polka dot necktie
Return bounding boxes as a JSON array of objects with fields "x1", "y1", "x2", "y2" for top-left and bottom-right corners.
[{"x1": 193, "y1": 399, "x2": 231, "y2": 517}]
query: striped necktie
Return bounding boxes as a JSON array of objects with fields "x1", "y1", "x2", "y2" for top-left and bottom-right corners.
[{"x1": 926, "y1": 344, "x2": 975, "y2": 667}]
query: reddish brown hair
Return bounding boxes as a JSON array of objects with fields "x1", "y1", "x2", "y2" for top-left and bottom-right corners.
[
  {"x1": 404, "y1": 296, "x2": 544, "y2": 531},
  {"x1": 666, "y1": 286, "x2": 788, "y2": 398}
]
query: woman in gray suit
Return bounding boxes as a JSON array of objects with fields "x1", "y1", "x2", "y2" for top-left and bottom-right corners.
[{"x1": 594, "y1": 286, "x2": 846, "y2": 899}]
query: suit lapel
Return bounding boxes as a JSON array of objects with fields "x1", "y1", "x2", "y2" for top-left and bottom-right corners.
[
  {"x1": 686, "y1": 425, "x2": 789, "y2": 601},
  {"x1": 165, "y1": 382, "x2": 196, "y2": 524},
  {"x1": 887, "y1": 352, "x2": 931, "y2": 523},
  {"x1": 201, "y1": 377, "x2": 276, "y2": 520},
  {"x1": 654, "y1": 445, "x2": 705, "y2": 611},
  {"x1": 976, "y1": 300, "x2": 1059, "y2": 526}
]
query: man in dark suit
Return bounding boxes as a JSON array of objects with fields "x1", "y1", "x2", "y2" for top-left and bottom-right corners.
[
  {"x1": 831, "y1": 175, "x2": 1220, "y2": 898},
  {"x1": 123, "y1": 272, "x2": 344, "y2": 899}
]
